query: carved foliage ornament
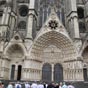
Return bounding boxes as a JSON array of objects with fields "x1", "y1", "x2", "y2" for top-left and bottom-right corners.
[{"x1": 49, "y1": 20, "x2": 58, "y2": 30}]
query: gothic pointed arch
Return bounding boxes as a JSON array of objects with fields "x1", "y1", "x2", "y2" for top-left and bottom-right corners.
[
  {"x1": 4, "y1": 32, "x2": 27, "y2": 58},
  {"x1": 5, "y1": 44, "x2": 24, "y2": 60},
  {"x1": 54, "y1": 63, "x2": 63, "y2": 82},
  {"x1": 31, "y1": 30, "x2": 76, "y2": 61},
  {"x1": 4, "y1": 42, "x2": 26, "y2": 62},
  {"x1": 82, "y1": 45, "x2": 88, "y2": 81},
  {"x1": 42, "y1": 63, "x2": 52, "y2": 82}
]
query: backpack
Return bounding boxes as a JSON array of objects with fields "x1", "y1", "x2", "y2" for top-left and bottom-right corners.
[{"x1": 17, "y1": 85, "x2": 20, "y2": 88}]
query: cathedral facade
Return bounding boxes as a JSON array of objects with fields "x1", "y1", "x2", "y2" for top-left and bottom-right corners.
[{"x1": 0, "y1": 0, "x2": 88, "y2": 82}]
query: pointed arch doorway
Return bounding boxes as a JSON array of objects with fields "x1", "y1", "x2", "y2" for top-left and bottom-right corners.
[
  {"x1": 10, "y1": 65, "x2": 15, "y2": 80},
  {"x1": 42, "y1": 63, "x2": 52, "y2": 82},
  {"x1": 82, "y1": 46, "x2": 88, "y2": 81},
  {"x1": 54, "y1": 63, "x2": 63, "y2": 82},
  {"x1": 17, "y1": 65, "x2": 22, "y2": 80}
]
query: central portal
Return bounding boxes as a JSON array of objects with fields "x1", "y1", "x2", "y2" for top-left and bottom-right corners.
[{"x1": 31, "y1": 31, "x2": 76, "y2": 81}]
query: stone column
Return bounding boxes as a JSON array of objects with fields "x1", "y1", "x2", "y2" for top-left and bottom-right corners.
[
  {"x1": 14, "y1": 64, "x2": 18, "y2": 80},
  {"x1": 0, "y1": 40, "x2": 4, "y2": 53},
  {"x1": 51, "y1": 63, "x2": 54, "y2": 81}
]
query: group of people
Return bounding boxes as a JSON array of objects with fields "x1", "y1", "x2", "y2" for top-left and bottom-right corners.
[
  {"x1": 0, "y1": 81, "x2": 75, "y2": 88},
  {"x1": 47, "y1": 82, "x2": 75, "y2": 88}
]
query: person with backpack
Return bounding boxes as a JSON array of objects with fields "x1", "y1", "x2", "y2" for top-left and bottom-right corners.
[{"x1": 15, "y1": 82, "x2": 22, "y2": 88}]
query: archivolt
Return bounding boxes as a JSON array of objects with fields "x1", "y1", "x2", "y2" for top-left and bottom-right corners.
[
  {"x1": 30, "y1": 31, "x2": 77, "y2": 62},
  {"x1": 4, "y1": 43, "x2": 26, "y2": 59}
]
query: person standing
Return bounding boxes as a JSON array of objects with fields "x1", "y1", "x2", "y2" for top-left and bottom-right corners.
[
  {"x1": 47, "y1": 82, "x2": 55, "y2": 88},
  {"x1": 59, "y1": 82, "x2": 63, "y2": 88},
  {"x1": 37, "y1": 82, "x2": 44, "y2": 88},
  {"x1": 43, "y1": 83, "x2": 46, "y2": 88},
  {"x1": 25, "y1": 82, "x2": 30, "y2": 88},
  {"x1": 31, "y1": 82, "x2": 37, "y2": 88},
  {"x1": 62, "y1": 82, "x2": 67, "y2": 88},
  {"x1": 54, "y1": 83, "x2": 59, "y2": 88},
  {"x1": 7, "y1": 82, "x2": 13, "y2": 88},
  {"x1": 15, "y1": 82, "x2": 22, "y2": 88},
  {"x1": 0, "y1": 81, "x2": 3, "y2": 88},
  {"x1": 67, "y1": 83, "x2": 75, "y2": 88}
]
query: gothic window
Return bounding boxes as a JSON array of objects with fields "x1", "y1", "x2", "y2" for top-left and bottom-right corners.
[
  {"x1": 0, "y1": 0, "x2": 6, "y2": 5},
  {"x1": 18, "y1": 21, "x2": 26, "y2": 29},
  {"x1": 14, "y1": 36, "x2": 19, "y2": 40},
  {"x1": 49, "y1": 20, "x2": 58, "y2": 29},
  {"x1": 0, "y1": 11, "x2": 3, "y2": 24},
  {"x1": 57, "y1": 10, "x2": 60, "y2": 19},
  {"x1": 48, "y1": 7, "x2": 51, "y2": 16},
  {"x1": 32, "y1": 18, "x2": 37, "y2": 39},
  {"x1": 79, "y1": 22, "x2": 86, "y2": 33},
  {"x1": 35, "y1": 0, "x2": 38, "y2": 12},
  {"x1": 44, "y1": 8, "x2": 47, "y2": 22},
  {"x1": 61, "y1": 8, "x2": 65, "y2": 26},
  {"x1": 39, "y1": 8, "x2": 43, "y2": 27},
  {"x1": 77, "y1": 7, "x2": 84, "y2": 19},
  {"x1": 6, "y1": 30, "x2": 10, "y2": 41},
  {"x1": 0, "y1": 11, "x2": 3, "y2": 17},
  {"x1": 19, "y1": 5, "x2": 28, "y2": 17}
]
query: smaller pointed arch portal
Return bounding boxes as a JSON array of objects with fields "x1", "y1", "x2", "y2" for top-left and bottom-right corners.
[
  {"x1": 83, "y1": 68, "x2": 88, "y2": 81},
  {"x1": 17, "y1": 65, "x2": 22, "y2": 80},
  {"x1": 54, "y1": 63, "x2": 63, "y2": 82},
  {"x1": 10, "y1": 65, "x2": 15, "y2": 80},
  {"x1": 82, "y1": 46, "x2": 88, "y2": 81},
  {"x1": 42, "y1": 63, "x2": 52, "y2": 82}
]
